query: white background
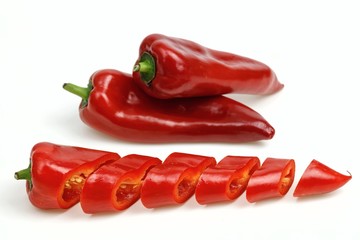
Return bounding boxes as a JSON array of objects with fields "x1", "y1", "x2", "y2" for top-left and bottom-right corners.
[{"x1": 1, "y1": 0, "x2": 359, "y2": 239}]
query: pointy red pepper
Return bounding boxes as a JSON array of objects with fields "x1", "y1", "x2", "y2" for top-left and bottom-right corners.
[
  {"x1": 195, "y1": 156, "x2": 260, "y2": 205},
  {"x1": 133, "y1": 33, "x2": 283, "y2": 99},
  {"x1": 14, "y1": 142, "x2": 119, "y2": 209},
  {"x1": 293, "y1": 160, "x2": 352, "y2": 197},
  {"x1": 140, "y1": 152, "x2": 216, "y2": 208},
  {"x1": 246, "y1": 158, "x2": 295, "y2": 203},
  {"x1": 63, "y1": 69, "x2": 275, "y2": 143},
  {"x1": 80, "y1": 154, "x2": 161, "y2": 214}
]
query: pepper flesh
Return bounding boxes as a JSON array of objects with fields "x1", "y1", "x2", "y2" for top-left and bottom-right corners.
[
  {"x1": 133, "y1": 33, "x2": 283, "y2": 99},
  {"x1": 246, "y1": 158, "x2": 295, "y2": 203},
  {"x1": 80, "y1": 154, "x2": 161, "y2": 213},
  {"x1": 14, "y1": 142, "x2": 119, "y2": 209},
  {"x1": 195, "y1": 156, "x2": 260, "y2": 205},
  {"x1": 63, "y1": 69, "x2": 275, "y2": 143},
  {"x1": 140, "y1": 152, "x2": 216, "y2": 208},
  {"x1": 293, "y1": 160, "x2": 352, "y2": 197}
]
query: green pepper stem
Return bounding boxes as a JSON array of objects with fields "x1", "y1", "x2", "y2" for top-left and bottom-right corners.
[
  {"x1": 63, "y1": 83, "x2": 89, "y2": 100},
  {"x1": 132, "y1": 52, "x2": 156, "y2": 85},
  {"x1": 133, "y1": 64, "x2": 140, "y2": 72},
  {"x1": 133, "y1": 61, "x2": 152, "y2": 73},
  {"x1": 14, "y1": 167, "x2": 31, "y2": 181}
]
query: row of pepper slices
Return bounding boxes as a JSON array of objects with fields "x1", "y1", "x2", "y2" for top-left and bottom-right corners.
[
  {"x1": 16, "y1": 34, "x2": 351, "y2": 213},
  {"x1": 15, "y1": 142, "x2": 351, "y2": 214}
]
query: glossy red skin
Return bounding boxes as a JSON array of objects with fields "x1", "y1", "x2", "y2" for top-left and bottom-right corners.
[
  {"x1": 79, "y1": 69, "x2": 275, "y2": 143},
  {"x1": 293, "y1": 160, "x2": 352, "y2": 197},
  {"x1": 140, "y1": 153, "x2": 216, "y2": 208},
  {"x1": 26, "y1": 142, "x2": 119, "y2": 209},
  {"x1": 246, "y1": 158, "x2": 295, "y2": 203},
  {"x1": 133, "y1": 33, "x2": 283, "y2": 99},
  {"x1": 80, "y1": 154, "x2": 161, "y2": 214},
  {"x1": 195, "y1": 156, "x2": 260, "y2": 205}
]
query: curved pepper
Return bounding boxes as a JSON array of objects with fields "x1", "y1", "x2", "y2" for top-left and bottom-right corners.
[
  {"x1": 293, "y1": 160, "x2": 352, "y2": 197},
  {"x1": 63, "y1": 69, "x2": 275, "y2": 143},
  {"x1": 80, "y1": 154, "x2": 161, "y2": 214},
  {"x1": 14, "y1": 142, "x2": 119, "y2": 209},
  {"x1": 140, "y1": 152, "x2": 216, "y2": 208},
  {"x1": 246, "y1": 158, "x2": 295, "y2": 203},
  {"x1": 195, "y1": 156, "x2": 260, "y2": 205},
  {"x1": 133, "y1": 33, "x2": 283, "y2": 99}
]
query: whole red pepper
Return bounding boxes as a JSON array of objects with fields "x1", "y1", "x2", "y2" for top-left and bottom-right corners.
[
  {"x1": 63, "y1": 69, "x2": 275, "y2": 143},
  {"x1": 140, "y1": 152, "x2": 216, "y2": 208},
  {"x1": 246, "y1": 158, "x2": 295, "y2": 203},
  {"x1": 80, "y1": 154, "x2": 161, "y2": 214},
  {"x1": 293, "y1": 160, "x2": 352, "y2": 197},
  {"x1": 132, "y1": 33, "x2": 283, "y2": 99},
  {"x1": 195, "y1": 156, "x2": 260, "y2": 205},
  {"x1": 14, "y1": 142, "x2": 119, "y2": 209}
]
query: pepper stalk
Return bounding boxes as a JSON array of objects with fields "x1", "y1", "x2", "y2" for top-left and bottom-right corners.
[
  {"x1": 133, "y1": 51, "x2": 156, "y2": 86},
  {"x1": 63, "y1": 82, "x2": 92, "y2": 108},
  {"x1": 14, "y1": 163, "x2": 33, "y2": 189}
]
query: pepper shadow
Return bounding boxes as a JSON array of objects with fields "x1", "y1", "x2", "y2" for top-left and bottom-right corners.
[{"x1": 294, "y1": 190, "x2": 346, "y2": 203}]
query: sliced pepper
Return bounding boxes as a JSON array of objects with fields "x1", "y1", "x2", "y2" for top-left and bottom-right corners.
[
  {"x1": 80, "y1": 154, "x2": 161, "y2": 213},
  {"x1": 140, "y1": 152, "x2": 216, "y2": 208},
  {"x1": 195, "y1": 156, "x2": 260, "y2": 205},
  {"x1": 14, "y1": 142, "x2": 119, "y2": 209},
  {"x1": 293, "y1": 160, "x2": 352, "y2": 197},
  {"x1": 246, "y1": 158, "x2": 295, "y2": 203}
]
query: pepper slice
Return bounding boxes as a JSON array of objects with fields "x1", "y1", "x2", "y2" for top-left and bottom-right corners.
[
  {"x1": 14, "y1": 142, "x2": 119, "y2": 209},
  {"x1": 246, "y1": 158, "x2": 295, "y2": 203},
  {"x1": 140, "y1": 152, "x2": 216, "y2": 208},
  {"x1": 293, "y1": 160, "x2": 352, "y2": 197},
  {"x1": 195, "y1": 156, "x2": 260, "y2": 205},
  {"x1": 63, "y1": 69, "x2": 275, "y2": 143},
  {"x1": 80, "y1": 154, "x2": 161, "y2": 213},
  {"x1": 133, "y1": 33, "x2": 283, "y2": 99}
]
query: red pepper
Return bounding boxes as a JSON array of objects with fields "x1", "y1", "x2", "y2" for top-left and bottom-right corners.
[
  {"x1": 132, "y1": 33, "x2": 283, "y2": 99},
  {"x1": 14, "y1": 142, "x2": 119, "y2": 209},
  {"x1": 63, "y1": 69, "x2": 275, "y2": 143},
  {"x1": 140, "y1": 152, "x2": 216, "y2": 208},
  {"x1": 293, "y1": 160, "x2": 352, "y2": 197},
  {"x1": 246, "y1": 158, "x2": 295, "y2": 203},
  {"x1": 80, "y1": 154, "x2": 161, "y2": 213},
  {"x1": 195, "y1": 156, "x2": 260, "y2": 205}
]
